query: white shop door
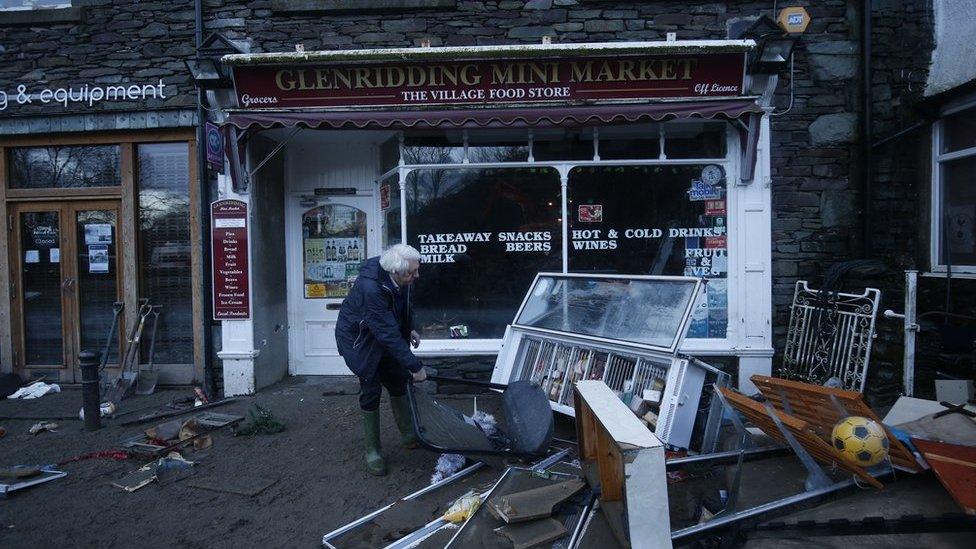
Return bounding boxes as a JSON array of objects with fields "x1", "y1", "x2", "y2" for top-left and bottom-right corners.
[{"x1": 287, "y1": 194, "x2": 377, "y2": 375}]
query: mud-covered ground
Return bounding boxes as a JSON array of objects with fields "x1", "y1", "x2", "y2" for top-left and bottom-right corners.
[
  {"x1": 2, "y1": 376, "x2": 975, "y2": 549},
  {"x1": 0, "y1": 376, "x2": 469, "y2": 548}
]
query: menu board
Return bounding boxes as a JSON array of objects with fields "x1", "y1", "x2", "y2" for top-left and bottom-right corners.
[{"x1": 211, "y1": 199, "x2": 250, "y2": 319}]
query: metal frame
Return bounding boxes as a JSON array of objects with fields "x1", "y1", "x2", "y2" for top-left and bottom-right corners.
[
  {"x1": 321, "y1": 460, "x2": 486, "y2": 547},
  {"x1": 405, "y1": 376, "x2": 553, "y2": 458},
  {"x1": 883, "y1": 270, "x2": 919, "y2": 396},
  {"x1": 668, "y1": 394, "x2": 895, "y2": 545},
  {"x1": 781, "y1": 280, "x2": 881, "y2": 392},
  {"x1": 0, "y1": 468, "x2": 67, "y2": 498},
  {"x1": 511, "y1": 272, "x2": 703, "y2": 355},
  {"x1": 370, "y1": 449, "x2": 569, "y2": 549}
]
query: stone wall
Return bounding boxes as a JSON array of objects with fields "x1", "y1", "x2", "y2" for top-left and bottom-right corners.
[{"x1": 0, "y1": 0, "x2": 197, "y2": 125}]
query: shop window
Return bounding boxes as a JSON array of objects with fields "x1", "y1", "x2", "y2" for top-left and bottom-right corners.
[
  {"x1": 597, "y1": 124, "x2": 661, "y2": 160},
  {"x1": 406, "y1": 168, "x2": 561, "y2": 339},
  {"x1": 664, "y1": 121, "x2": 726, "y2": 159},
  {"x1": 933, "y1": 105, "x2": 976, "y2": 272},
  {"x1": 467, "y1": 129, "x2": 529, "y2": 163},
  {"x1": 940, "y1": 107, "x2": 976, "y2": 154},
  {"x1": 301, "y1": 204, "x2": 367, "y2": 299},
  {"x1": 567, "y1": 165, "x2": 729, "y2": 339},
  {"x1": 8, "y1": 145, "x2": 120, "y2": 189},
  {"x1": 137, "y1": 143, "x2": 193, "y2": 364},
  {"x1": 401, "y1": 133, "x2": 464, "y2": 164},
  {"x1": 532, "y1": 128, "x2": 595, "y2": 161}
]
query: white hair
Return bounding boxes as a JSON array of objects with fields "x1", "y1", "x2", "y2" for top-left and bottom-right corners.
[{"x1": 379, "y1": 244, "x2": 421, "y2": 274}]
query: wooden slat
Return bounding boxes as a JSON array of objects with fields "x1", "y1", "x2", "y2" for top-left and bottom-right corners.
[
  {"x1": 597, "y1": 426, "x2": 624, "y2": 502},
  {"x1": 719, "y1": 387, "x2": 884, "y2": 488},
  {"x1": 751, "y1": 375, "x2": 921, "y2": 472},
  {"x1": 119, "y1": 143, "x2": 138, "y2": 366},
  {"x1": 0, "y1": 146, "x2": 12, "y2": 373},
  {"x1": 0, "y1": 129, "x2": 194, "y2": 148},
  {"x1": 187, "y1": 137, "x2": 204, "y2": 384}
]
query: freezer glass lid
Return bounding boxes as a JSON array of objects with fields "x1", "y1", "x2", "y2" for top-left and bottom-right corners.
[{"x1": 513, "y1": 274, "x2": 701, "y2": 353}]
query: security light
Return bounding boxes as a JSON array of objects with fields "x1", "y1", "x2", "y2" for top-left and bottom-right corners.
[
  {"x1": 740, "y1": 15, "x2": 796, "y2": 74},
  {"x1": 184, "y1": 58, "x2": 230, "y2": 89}
]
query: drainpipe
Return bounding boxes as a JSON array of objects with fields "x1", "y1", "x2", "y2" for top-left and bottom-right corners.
[
  {"x1": 862, "y1": 0, "x2": 873, "y2": 256},
  {"x1": 195, "y1": 0, "x2": 216, "y2": 397}
]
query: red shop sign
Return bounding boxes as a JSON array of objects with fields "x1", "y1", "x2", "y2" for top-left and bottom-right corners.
[
  {"x1": 211, "y1": 199, "x2": 250, "y2": 320},
  {"x1": 232, "y1": 52, "x2": 746, "y2": 109}
]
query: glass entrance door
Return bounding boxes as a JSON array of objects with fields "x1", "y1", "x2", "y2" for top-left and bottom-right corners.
[{"x1": 10, "y1": 201, "x2": 123, "y2": 382}]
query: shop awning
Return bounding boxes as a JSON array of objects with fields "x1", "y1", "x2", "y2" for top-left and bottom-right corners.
[{"x1": 224, "y1": 99, "x2": 762, "y2": 130}]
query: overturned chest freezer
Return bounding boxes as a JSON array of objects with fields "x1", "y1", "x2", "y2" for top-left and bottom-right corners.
[{"x1": 491, "y1": 273, "x2": 731, "y2": 452}]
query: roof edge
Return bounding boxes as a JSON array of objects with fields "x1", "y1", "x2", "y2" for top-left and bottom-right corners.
[{"x1": 222, "y1": 40, "x2": 756, "y2": 66}]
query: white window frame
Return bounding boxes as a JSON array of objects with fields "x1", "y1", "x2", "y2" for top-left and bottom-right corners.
[
  {"x1": 396, "y1": 121, "x2": 746, "y2": 357},
  {"x1": 930, "y1": 99, "x2": 976, "y2": 274}
]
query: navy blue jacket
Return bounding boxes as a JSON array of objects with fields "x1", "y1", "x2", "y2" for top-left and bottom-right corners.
[{"x1": 335, "y1": 256, "x2": 422, "y2": 380}]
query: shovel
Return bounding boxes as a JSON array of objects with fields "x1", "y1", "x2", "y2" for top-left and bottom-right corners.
[
  {"x1": 105, "y1": 301, "x2": 151, "y2": 404},
  {"x1": 98, "y1": 302, "x2": 125, "y2": 373},
  {"x1": 135, "y1": 306, "x2": 163, "y2": 395}
]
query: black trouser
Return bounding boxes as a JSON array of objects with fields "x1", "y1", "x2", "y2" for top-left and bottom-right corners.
[{"x1": 359, "y1": 357, "x2": 410, "y2": 411}]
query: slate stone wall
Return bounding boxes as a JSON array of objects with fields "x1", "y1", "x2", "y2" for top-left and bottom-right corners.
[{"x1": 0, "y1": 0, "x2": 198, "y2": 127}]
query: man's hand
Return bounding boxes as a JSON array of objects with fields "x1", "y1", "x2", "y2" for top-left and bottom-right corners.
[
  {"x1": 410, "y1": 330, "x2": 421, "y2": 349},
  {"x1": 412, "y1": 367, "x2": 427, "y2": 382}
]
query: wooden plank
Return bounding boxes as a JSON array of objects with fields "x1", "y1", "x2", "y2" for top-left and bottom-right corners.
[
  {"x1": 187, "y1": 137, "x2": 205, "y2": 384},
  {"x1": 6, "y1": 187, "x2": 123, "y2": 201},
  {"x1": 0, "y1": 147, "x2": 11, "y2": 373},
  {"x1": 575, "y1": 380, "x2": 661, "y2": 449},
  {"x1": 6, "y1": 201, "x2": 25, "y2": 374},
  {"x1": 0, "y1": 129, "x2": 194, "y2": 147},
  {"x1": 494, "y1": 518, "x2": 567, "y2": 549},
  {"x1": 719, "y1": 387, "x2": 884, "y2": 488},
  {"x1": 119, "y1": 143, "x2": 138, "y2": 364},
  {"x1": 751, "y1": 375, "x2": 921, "y2": 472},
  {"x1": 596, "y1": 425, "x2": 624, "y2": 502},
  {"x1": 575, "y1": 397, "x2": 599, "y2": 462},
  {"x1": 488, "y1": 479, "x2": 585, "y2": 523}
]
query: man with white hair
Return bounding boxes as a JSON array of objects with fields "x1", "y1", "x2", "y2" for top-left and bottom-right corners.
[{"x1": 335, "y1": 243, "x2": 427, "y2": 476}]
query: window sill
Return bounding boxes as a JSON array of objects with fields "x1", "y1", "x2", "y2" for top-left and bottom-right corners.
[
  {"x1": 0, "y1": 6, "x2": 84, "y2": 26},
  {"x1": 922, "y1": 271, "x2": 976, "y2": 280},
  {"x1": 271, "y1": 0, "x2": 455, "y2": 14}
]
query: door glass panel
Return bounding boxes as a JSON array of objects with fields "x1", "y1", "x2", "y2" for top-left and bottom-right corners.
[
  {"x1": 302, "y1": 204, "x2": 367, "y2": 299},
  {"x1": 76, "y1": 209, "x2": 120, "y2": 365},
  {"x1": 20, "y1": 211, "x2": 63, "y2": 365}
]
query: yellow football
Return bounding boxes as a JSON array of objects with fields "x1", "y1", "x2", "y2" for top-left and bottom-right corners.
[{"x1": 831, "y1": 415, "x2": 889, "y2": 467}]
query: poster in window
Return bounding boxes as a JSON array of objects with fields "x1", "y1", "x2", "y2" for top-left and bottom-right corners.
[
  {"x1": 84, "y1": 223, "x2": 113, "y2": 245},
  {"x1": 380, "y1": 184, "x2": 391, "y2": 211},
  {"x1": 88, "y1": 244, "x2": 109, "y2": 273},
  {"x1": 31, "y1": 225, "x2": 58, "y2": 249},
  {"x1": 301, "y1": 204, "x2": 367, "y2": 299},
  {"x1": 578, "y1": 204, "x2": 603, "y2": 222}
]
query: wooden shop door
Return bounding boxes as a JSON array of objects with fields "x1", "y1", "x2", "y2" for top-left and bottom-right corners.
[{"x1": 9, "y1": 200, "x2": 124, "y2": 382}]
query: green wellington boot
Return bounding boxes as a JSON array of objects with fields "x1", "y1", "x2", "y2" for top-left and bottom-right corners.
[
  {"x1": 362, "y1": 410, "x2": 387, "y2": 476},
  {"x1": 389, "y1": 394, "x2": 419, "y2": 449}
]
